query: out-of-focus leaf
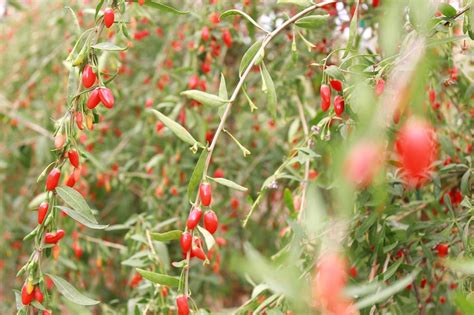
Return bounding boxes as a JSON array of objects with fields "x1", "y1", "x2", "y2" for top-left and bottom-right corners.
[
  {"x1": 56, "y1": 206, "x2": 108, "y2": 230},
  {"x1": 295, "y1": 14, "x2": 329, "y2": 29},
  {"x1": 143, "y1": 1, "x2": 189, "y2": 15},
  {"x1": 438, "y1": 3, "x2": 457, "y2": 18},
  {"x1": 260, "y1": 62, "x2": 277, "y2": 118},
  {"x1": 136, "y1": 269, "x2": 180, "y2": 287},
  {"x1": 56, "y1": 186, "x2": 96, "y2": 223},
  {"x1": 221, "y1": 9, "x2": 268, "y2": 33},
  {"x1": 207, "y1": 176, "x2": 248, "y2": 192},
  {"x1": 240, "y1": 41, "x2": 263, "y2": 76},
  {"x1": 277, "y1": 0, "x2": 313, "y2": 6},
  {"x1": 197, "y1": 225, "x2": 216, "y2": 250},
  {"x1": 92, "y1": 42, "x2": 127, "y2": 51},
  {"x1": 181, "y1": 90, "x2": 229, "y2": 107},
  {"x1": 187, "y1": 148, "x2": 208, "y2": 201},
  {"x1": 150, "y1": 230, "x2": 182, "y2": 242},
  {"x1": 46, "y1": 274, "x2": 100, "y2": 306},
  {"x1": 150, "y1": 109, "x2": 199, "y2": 146}
]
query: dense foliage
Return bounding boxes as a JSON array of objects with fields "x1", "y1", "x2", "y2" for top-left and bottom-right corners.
[{"x1": 0, "y1": 0, "x2": 473, "y2": 314}]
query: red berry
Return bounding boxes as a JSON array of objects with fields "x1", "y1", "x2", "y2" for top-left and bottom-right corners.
[
  {"x1": 21, "y1": 285, "x2": 34, "y2": 305},
  {"x1": 203, "y1": 210, "x2": 218, "y2": 234},
  {"x1": 38, "y1": 202, "x2": 49, "y2": 225},
  {"x1": 344, "y1": 141, "x2": 383, "y2": 188},
  {"x1": 330, "y1": 79, "x2": 343, "y2": 92},
  {"x1": 201, "y1": 26, "x2": 210, "y2": 41},
  {"x1": 439, "y1": 296, "x2": 446, "y2": 304},
  {"x1": 176, "y1": 295, "x2": 189, "y2": 315},
  {"x1": 54, "y1": 134, "x2": 65, "y2": 149},
  {"x1": 395, "y1": 119, "x2": 437, "y2": 186},
  {"x1": 43, "y1": 311, "x2": 52, "y2": 315},
  {"x1": 86, "y1": 88, "x2": 101, "y2": 109},
  {"x1": 82, "y1": 64, "x2": 96, "y2": 88},
  {"x1": 34, "y1": 287, "x2": 44, "y2": 303},
  {"x1": 320, "y1": 84, "x2": 331, "y2": 112},
  {"x1": 68, "y1": 149, "x2": 80, "y2": 168},
  {"x1": 375, "y1": 79, "x2": 385, "y2": 96},
  {"x1": 46, "y1": 168, "x2": 61, "y2": 191},
  {"x1": 180, "y1": 232, "x2": 192, "y2": 253},
  {"x1": 222, "y1": 29, "x2": 232, "y2": 48},
  {"x1": 436, "y1": 243, "x2": 449, "y2": 258},
  {"x1": 420, "y1": 278, "x2": 427, "y2": 289},
  {"x1": 103, "y1": 8, "x2": 114, "y2": 28},
  {"x1": 45, "y1": 229, "x2": 65, "y2": 244},
  {"x1": 192, "y1": 246, "x2": 206, "y2": 260},
  {"x1": 99, "y1": 87, "x2": 114, "y2": 109},
  {"x1": 199, "y1": 182, "x2": 212, "y2": 206},
  {"x1": 334, "y1": 95, "x2": 345, "y2": 117},
  {"x1": 186, "y1": 208, "x2": 202, "y2": 230},
  {"x1": 75, "y1": 112, "x2": 84, "y2": 130}
]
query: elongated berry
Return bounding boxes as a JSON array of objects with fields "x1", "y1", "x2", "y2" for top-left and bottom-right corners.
[
  {"x1": 192, "y1": 246, "x2": 206, "y2": 260},
  {"x1": 222, "y1": 28, "x2": 232, "y2": 48},
  {"x1": 199, "y1": 182, "x2": 212, "y2": 206},
  {"x1": 21, "y1": 284, "x2": 34, "y2": 305},
  {"x1": 45, "y1": 229, "x2": 65, "y2": 244},
  {"x1": 330, "y1": 79, "x2": 343, "y2": 92},
  {"x1": 82, "y1": 64, "x2": 96, "y2": 88},
  {"x1": 86, "y1": 88, "x2": 101, "y2": 109},
  {"x1": 68, "y1": 149, "x2": 80, "y2": 168},
  {"x1": 204, "y1": 210, "x2": 218, "y2": 234},
  {"x1": 186, "y1": 208, "x2": 202, "y2": 230},
  {"x1": 54, "y1": 134, "x2": 65, "y2": 149},
  {"x1": 436, "y1": 243, "x2": 449, "y2": 258},
  {"x1": 176, "y1": 295, "x2": 189, "y2": 315},
  {"x1": 104, "y1": 8, "x2": 115, "y2": 28},
  {"x1": 180, "y1": 232, "x2": 192, "y2": 253},
  {"x1": 75, "y1": 111, "x2": 84, "y2": 130},
  {"x1": 38, "y1": 202, "x2": 49, "y2": 225},
  {"x1": 99, "y1": 87, "x2": 114, "y2": 109},
  {"x1": 201, "y1": 26, "x2": 210, "y2": 41},
  {"x1": 34, "y1": 287, "x2": 44, "y2": 303},
  {"x1": 320, "y1": 84, "x2": 331, "y2": 112},
  {"x1": 46, "y1": 168, "x2": 61, "y2": 191},
  {"x1": 334, "y1": 95, "x2": 345, "y2": 117}
]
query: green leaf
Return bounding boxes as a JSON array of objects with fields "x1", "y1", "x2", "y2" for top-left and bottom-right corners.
[
  {"x1": 197, "y1": 225, "x2": 216, "y2": 250},
  {"x1": 149, "y1": 109, "x2": 199, "y2": 146},
  {"x1": 150, "y1": 230, "x2": 183, "y2": 242},
  {"x1": 295, "y1": 14, "x2": 330, "y2": 29},
  {"x1": 381, "y1": 259, "x2": 402, "y2": 281},
  {"x1": 239, "y1": 41, "x2": 263, "y2": 76},
  {"x1": 355, "y1": 270, "x2": 419, "y2": 309},
  {"x1": 64, "y1": 7, "x2": 81, "y2": 34},
  {"x1": 46, "y1": 274, "x2": 100, "y2": 306},
  {"x1": 439, "y1": 3, "x2": 457, "y2": 18},
  {"x1": 28, "y1": 192, "x2": 48, "y2": 210},
  {"x1": 344, "y1": 0, "x2": 359, "y2": 58},
  {"x1": 95, "y1": 0, "x2": 105, "y2": 19},
  {"x1": 460, "y1": 170, "x2": 471, "y2": 195},
  {"x1": 136, "y1": 269, "x2": 180, "y2": 287},
  {"x1": 324, "y1": 65, "x2": 345, "y2": 81},
  {"x1": 260, "y1": 62, "x2": 277, "y2": 118},
  {"x1": 143, "y1": 1, "x2": 189, "y2": 15},
  {"x1": 218, "y1": 73, "x2": 228, "y2": 100},
  {"x1": 283, "y1": 188, "x2": 296, "y2": 213},
  {"x1": 207, "y1": 176, "x2": 248, "y2": 192},
  {"x1": 181, "y1": 90, "x2": 229, "y2": 108},
  {"x1": 243, "y1": 86, "x2": 258, "y2": 112},
  {"x1": 446, "y1": 258, "x2": 474, "y2": 275},
  {"x1": 91, "y1": 42, "x2": 127, "y2": 51},
  {"x1": 56, "y1": 206, "x2": 108, "y2": 230},
  {"x1": 56, "y1": 186, "x2": 96, "y2": 223},
  {"x1": 221, "y1": 9, "x2": 268, "y2": 33},
  {"x1": 187, "y1": 148, "x2": 208, "y2": 201},
  {"x1": 277, "y1": 0, "x2": 313, "y2": 6}
]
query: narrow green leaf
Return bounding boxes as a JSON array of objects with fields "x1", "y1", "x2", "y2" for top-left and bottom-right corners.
[
  {"x1": 295, "y1": 14, "x2": 330, "y2": 29},
  {"x1": 221, "y1": 9, "x2": 268, "y2": 33},
  {"x1": 277, "y1": 0, "x2": 313, "y2": 6},
  {"x1": 324, "y1": 65, "x2": 345, "y2": 81},
  {"x1": 56, "y1": 206, "x2": 108, "y2": 230},
  {"x1": 218, "y1": 73, "x2": 228, "y2": 100},
  {"x1": 149, "y1": 109, "x2": 199, "y2": 146},
  {"x1": 239, "y1": 41, "x2": 263, "y2": 76},
  {"x1": 150, "y1": 230, "x2": 183, "y2": 242},
  {"x1": 181, "y1": 90, "x2": 229, "y2": 107},
  {"x1": 260, "y1": 62, "x2": 277, "y2": 117},
  {"x1": 197, "y1": 225, "x2": 216, "y2": 250},
  {"x1": 439, "y1": 3, "x2": 457, "y2": 18},
  {"x1": 46, "y1": 274, "x2": 100, "y2": 306},
  {"x1": 136, "y1": 269, "x2": 180, "y2": 287},
  {"x1": 143, "y1": 1, "x2": 189, "y2": 15},
  {"x1": 28, "y1": 192, "x2": 48, "y2": 210},
  {"x1": 207, "y1": 176, "x2": 248, "y2": 192},
  {"x1": 91, "y1": 42, "x2": 127, "y2": 51},
  {"x1": 56, "y1": 186, "x2": 96, "y2": 223},
  {"x1": 382, "y1": 259, "x2": 403, "y2": 281},
  {"x1": 95, "y1": 0, "x2": 105, "y2": 19},
  {"x1": 187, "y1": 148, "x2": 208, "y2": 201},
  {"x1": 64, "y1": 7, "x2": 81, "y2": 34}
]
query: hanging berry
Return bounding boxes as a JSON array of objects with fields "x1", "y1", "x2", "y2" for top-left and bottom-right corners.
[
  {"x1": 334, "y1": 95, "x2": 345, "y2": 117},
  {"x1": 38, "y1": 202, "x2": 49, "y2": 225},
  {"x1": 21, "y1": 284, "x2": 34, "y2": 305},
  {"x1": 82, "y1": 64, "x2": 96, "y2": 88},
  {"x1": 99, "y1": 87, "x2": 115, "y2": 109},
  {"x1": 320, "y1": 84, "x2": 331, "y2": 112},
  {"x1": 103, "y1": 8, "x2": 115, "y2": 28},
  {"x1": 186, "y1": 208, "x2": 203, "y2": 230},
  {"x1": 176, "y1": 295, "x2": 189, "y2": 315},
  {"x1": 46, "y1": 168, "x2": 61, "y2": 191},
  {"x1": 330, "y1": 79, "x2": 343, "y2": 92},
  {"x1": 199, "y1": 182, "x2": 212, "y2": 206},
  {"x1": 44, "y1": 229, "x2": 65, "y2": 244},
  {"x1": 203, "y1": 210, "x2": 218, "y2": 234},
  {"x1": 86, "y1": 88, "x2": 101, "y2": 109},
  {"x1": 68, "y1": 149, "x2": 80, "y2": 168},
  {"x1": 180, "y1": 232, "x2": 192, "y2": 253}
]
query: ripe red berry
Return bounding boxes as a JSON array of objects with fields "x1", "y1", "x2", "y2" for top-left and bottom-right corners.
[
  {"x1": 320, "y1": 84, "x2": 331, "y2": 112},
  {"x1": 38, "y1": 202, "x2": 49, "y2": 225},
  {"x1": 99, "y1": 87, "x2": 114, "y2": 109},
  {"x1": 330, "y1": 79, "x2": 343, "y2": 92},
  {"x1": 68, "y1": 149, "x2": 80, "y2": 168},
  {"x1": 103, "y1": 8, "x2": 115, "y2": 28},
  {"x1": 176, "y1": 295, "x2": 189, "y2": 315},
  {"x1": 201, "y1": 26, "x2": 210, "y2": 41},
  {"x1": 395, "y1": 119, "x2": 437, "y2": 186},
  {"x1": 439, "y1": 296, "x2": 446, "y2": 304},
  {"x1": 21, "y1": 284, "x2": 34, "y2": 305},
  {"x1": 192, "y1": 246, "x2": 206, "y2": 260},
  {"x1": 46, "y1": 168, "x2": 61, "y2": 191},
  {"x1": 75, "y1": 112, "x2": 84, "y2": 130},
  {"x1": 334, "y1": 95, "x2": 345, "y2": 117},
  {"x1": 186, "y1": 208, "x2": 202, "y2": 230},
  {"x1": 199, "y1": 182, "x2": 212, "y2": 206},
  {"x1": 222, "y1": 29, "x2": 232, "y2": 48},
  {"x1": 436, "y1": 243, "x2": 449, "y2": 258},
  {"x1": 82, "y1": 64, "x2": 96, "y2": 88},
  {"x1": 344, "y1": 142, "x2": 383, "y2": 188},
  {"x1": 86, "y1": 88, "x2": 101, "y2": 109},
  {"x1": 45, "y1": 229, "x2": 65, "y2": 244},
  {"x1": 204, "y1": 210, "x2": 218, "y2": 234},
  {"x1": 34, "y1": 287, "x2": 44, "y2": 303},
  {"x1": 180, "y1": 232, "x2": 192, "y2": 253}
]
